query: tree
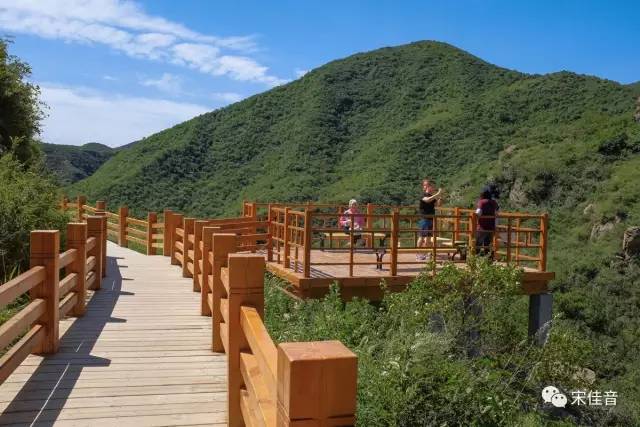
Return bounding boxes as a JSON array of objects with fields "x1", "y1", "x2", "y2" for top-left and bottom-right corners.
[{"x1": 0, "y1": 38, "x2": 43, "y2": 166}]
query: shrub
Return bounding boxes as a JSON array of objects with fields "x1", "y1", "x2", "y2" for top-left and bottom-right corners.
[{"x1": 0, "y1": 155, "x2": 68, "y2": 279}]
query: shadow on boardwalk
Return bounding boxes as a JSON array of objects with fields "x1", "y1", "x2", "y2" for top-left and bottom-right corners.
[{"x1": 0, "y1": 255, "x2": 125, "y2": 425}]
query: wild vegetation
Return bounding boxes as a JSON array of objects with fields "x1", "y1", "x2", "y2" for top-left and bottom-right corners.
[
  {"x1": 0, "y1": 40, "x2": 68, "y2": 326},
  {"x1": 265, "y1": 259, "x2": 636, "y2": 425}
]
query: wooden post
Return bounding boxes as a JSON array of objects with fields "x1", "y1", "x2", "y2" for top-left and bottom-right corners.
[
  {"x1": 539, "y1": 213, "x2": 549, "y2": 271},
  {"x1": 303, "y1": 209, "x2": 312, "y2": 278},
  {"x1": 227, "y1": 254, "x2": 265, "y2": 427},
  {"x1": 200, "y1": 226, "x2": 216, "y2": 316},
  {"x1": 193, "y1": 220, "x2": 207, "y2": 292},
  {"x1": 95, "y1": 200, "x2": 106, "y2": 212},
  {"x1": 86, "y1": 216, "x2": 104, "y2": 290},
  {"x1": 267, "y1": 204, "x2": 273, "y2": 262},
  {"x1": 170, "y1": 213, "x2": 184, "y2": 266},
  {"x1": 276, "y1": 341, "x2": 358, "y2": 426},
  {"x1": 163, "y1": 209, "x2": 172, "y2": 256},
  {"x1": 432, "y1": 213, "x2": 438, "y2": 274},
  {"x1": 515, "y1": 217, "x2": 521, "y2": 266},
  {"x1": 211, "y1": 234, "x2": 237, "y2": 351},
  {"x1": 66, "y1": 223, "x2": 87, "y2": 317},
  {"x1": 183, "y1": 218, "x2": 196, "y2": 279},
  {"x1": 470, "y1": 212, "x2": 478, "y2": 256},
  {"x1": 454, "y1": 207, "x2": 460, "y2": 242},
  {"x1": 147, "y1": 212, "x2": 157, "y2": 255},
  {"x1": 95, "y1": 211, "x2": 108, "y2": 278},
  {"x1": 283, "y1": 208, "x2": 290, "y2": 270},
  {"x1": 250, "y1": 202, "x2": 257, "y2": 220},
  {"x1": 390, "y1": 211, "x2": 399, "y2": 276},
  {"x1": 506, "y1": 217, "x2": 512, "y2": 263},
  {"x1": 77, "y1": 195, "x2": 86, "y2": 222},
  {"x1": 29, "y1": 230, "x2": 60, "y2": 354},
  {"x1": 118, "y1": 206, "x2": 128, "y2": 247}
]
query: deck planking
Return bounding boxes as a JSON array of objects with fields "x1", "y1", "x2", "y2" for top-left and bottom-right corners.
[{"x1": 0, "y1": 242, "x2": 226, "y2": 426}]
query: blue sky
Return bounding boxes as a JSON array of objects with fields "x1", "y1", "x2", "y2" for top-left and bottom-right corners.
[{"x1": 1, "y1": 0, "x2": 638, "y2": 147}]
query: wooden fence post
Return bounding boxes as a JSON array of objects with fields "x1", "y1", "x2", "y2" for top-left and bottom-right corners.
[
  {"x1": 147, "y1": 212, "x2": 157, "y2": 255},
  {"x1": 95, "y1": 200, "x2": 106, "y2": 212},
  {"x1": 454, "y1": 206, "x2": 461, "y2": 242},
  {"x1": 118, "y1": 206, "x2": 128, "y2": 247},
  {"x1": 193, "y1": 220, "x2": 207, "y2": 292},
  {"x1": 470, "y1": 212, "x2": 478, "y2": 256},
  {"x1": 163, "y1": 209, "x2": 172, "y2": 256},
  {"x1": 66, "y1": 223, "x2": 87, "y2": 317},
  {"x1": 200, "y1": 226, "x2": 217, "y2": 316},
  {"x1": 87, "y1": 216, "x2": 104, "y2": 290},
  {"x1": 170, "y1": 213, "x2": 184, "y2": 266},
  {"x1": 96, "y1": 211, "x2": 107, "y2": 278},
  {"x1": 227, "y1": 254, "x2": 265, "y2": 427},
  {"x1": 183, "y1": 218, "x2": 196, "y2": 278},
  {"x1": 303, "y1": 209, "x2": 312, "y2": 278},
  {"x1": 283, "y1": 207, "x2": 290, "y2": 270},
  {"x1": 77, "y1": 195, "x2": 86, "y2": 222},
  {"x1": 267, "y1": 204, "x2": 273, "y2": 262},
  {"x1": 29, "y1": 230, "x2": 60, "y2": 354},
  {"x1": 211, "y1": 233, "x2": 237, "y2": 351},
  {"x1": 276, "y1": 340, "x2": 358, "y2": 426},
  {"x1": 390, "y1": 210, "x2": 399, "y2": 276}
]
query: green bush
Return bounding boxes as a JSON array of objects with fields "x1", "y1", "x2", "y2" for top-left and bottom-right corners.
[
  {"x1": 265, "y1": 259, "x2": 635, "y2": 426},
  {"x1": 0, "y1": 155, "x2": 68, "y2": 280}
]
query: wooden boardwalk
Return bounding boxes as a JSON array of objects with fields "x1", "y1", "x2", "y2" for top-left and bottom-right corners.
[{"x1": 0, "y1": 242, "x2": 227, "y2": 426}]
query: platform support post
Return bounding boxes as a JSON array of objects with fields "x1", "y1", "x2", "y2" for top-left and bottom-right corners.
[{"x1": 528, "y1": 293, "x2": 553, "y2": 346}]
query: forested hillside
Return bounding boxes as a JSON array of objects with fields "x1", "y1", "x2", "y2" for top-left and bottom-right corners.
[
  {"x1": 41, "y1": 142, "x2": 115, "y2": 184},
  {"x1": 69, "y1": 41, "x2": 640, "y2": 421}
]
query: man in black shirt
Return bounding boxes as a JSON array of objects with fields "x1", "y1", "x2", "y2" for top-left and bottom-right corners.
[{"x1": 417, "y1": 179, "x2": 443, "y2": 260}]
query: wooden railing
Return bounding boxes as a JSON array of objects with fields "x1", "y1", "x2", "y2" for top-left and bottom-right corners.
[
  {"x1": 203, "y1": 237, "x2": 357, "y2": 426},
  {"x1": 61, "y1": 196, "x2": 165, "y2": 256},
  {"x1": 0, "y1": 217, "x2": 105, "y2": 383},
  {"x1": 266, "y1": 205, "x2": 550, "y2": 276}
]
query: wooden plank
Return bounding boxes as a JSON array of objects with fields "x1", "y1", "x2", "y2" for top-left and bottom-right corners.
[
  {"x1": 0, "y1": 299, "x2": 45, "y2": 350},
  {"x1": 85, "y1": 271, "x2": 96, "y2": 290},
  {"x1": 58, "y1": 273, "x2": 78, "y2": 297},
  {"x1": 240, "y1": 307, "x2": 277, "y2": 398},
  {"x1": 126, "y1": 235, "x2": 147, "y2": 246},
  {"x1": 0, "y1": 266, "x2": 45, "y2": 308},
  {"x1": 127, "y1": 216, "x2": 148, "y2": 227},
  {"x1": 240, "y1": 352, "x2": 276, "y2": 426},
  {"x1": 58, "y1": 292, "x2": 77, "y2": 318},
  {"x1": 86, "y1": 255, "x2": 96, "y2": 273},
  {"x1": 127, "y1": 226, "x2": 147, "y2": 238},
  {"x1": 220, "y1": 298, "x2": 229, "y2": 324},
  {"x1": 0, "y1": 325, "x2": 44, "y2": 383},
  {"x1": 58, "y1": 249, "x2": 77, "y2": 269},
  {"x1": 86, "y1": 236, "x2": 96, "y2": 251}
]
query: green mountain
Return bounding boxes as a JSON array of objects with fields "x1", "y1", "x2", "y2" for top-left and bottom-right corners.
[
  {"x1": 42, "y1": 142, "x2": 115, "y2": 185},
  {"x1": 64, "y1": 40, "x2": 640, "y2": 421}
]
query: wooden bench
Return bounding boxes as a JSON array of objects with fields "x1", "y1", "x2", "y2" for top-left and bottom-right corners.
[{"x1": 319, "y1": 231, "x2": 387, "y2": 250}]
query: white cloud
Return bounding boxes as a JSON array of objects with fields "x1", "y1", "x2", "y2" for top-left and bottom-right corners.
[
  {"x1": 102, "y1": 75, "x2": 118, "y2": 81},
  {"x1": 39, "y1": 83, "x2": 210, "y2": 147},
  {"x1": 140, "y1": 73, "x2": 183, "y2": 95},
  {"x1": 0, "y1": 0, "x2": 284, "y2": 86},
  {"x1": 294, "y1": 68, "x2": 309, "y2": 78},
  {"x1": 211, "y1": 92, "x2": 244, "y2": 103}
]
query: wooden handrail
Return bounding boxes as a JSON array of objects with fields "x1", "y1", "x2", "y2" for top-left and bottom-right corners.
[
  {"x1": 0, "y1": 218, "x2": 108, "y2": 385},
  {"x1": 0, "y1": 267, "x2": 45, "y2": 308},
  {"x1": 224, "y1": 253, "x2": 358, "y2": 426}
]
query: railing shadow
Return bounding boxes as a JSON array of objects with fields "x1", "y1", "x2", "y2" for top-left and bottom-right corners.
[{"x1": 0, "y1": 255, "x2": 126, "y2": 425}]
